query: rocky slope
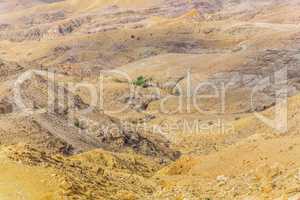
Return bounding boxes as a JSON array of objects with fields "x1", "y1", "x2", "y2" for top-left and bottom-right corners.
[{"x1": 1, "y1": 0, "x2": 300, "y2": 199}]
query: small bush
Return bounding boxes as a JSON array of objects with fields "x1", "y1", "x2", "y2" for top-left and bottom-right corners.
[
  {"x1": 133, "y1": 76, "x2": 147, "y2": 87},
  {"x1": 74, "y1": 119, "x2": 80, "y2": 128}
]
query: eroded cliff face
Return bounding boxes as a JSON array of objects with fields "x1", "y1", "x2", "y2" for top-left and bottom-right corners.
[{"x1": 1, "y1": 0, "x2": 300, "y2": 199}]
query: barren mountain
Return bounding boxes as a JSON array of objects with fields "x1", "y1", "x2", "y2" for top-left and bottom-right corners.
[{"x1": 1, "y1": 0, "x2": 300, "y2": 199}]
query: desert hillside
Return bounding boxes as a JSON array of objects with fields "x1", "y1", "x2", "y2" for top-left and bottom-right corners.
[{"x1": 1, "y1": 0, "x2": 300, "y2": 199}]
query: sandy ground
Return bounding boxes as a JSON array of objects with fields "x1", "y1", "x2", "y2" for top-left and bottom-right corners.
[{"x1": 0, "y1": 0, "x2": 300, "y2": 199}]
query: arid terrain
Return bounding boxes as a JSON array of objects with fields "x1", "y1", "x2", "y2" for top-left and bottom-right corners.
[{"x1": 1, "y1": 0, "x2": 300, "y2": 199}]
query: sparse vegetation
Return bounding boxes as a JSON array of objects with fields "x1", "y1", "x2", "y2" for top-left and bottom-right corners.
[
  {"x1": 74, "y1": 119, "x2": 80, "y2": 128},
  {"x1": 132, "y1": 76, "x2": 152, "y2": 87},
  {"x1": 133, "y1": 76, "x2": 146, "y2": 86}
]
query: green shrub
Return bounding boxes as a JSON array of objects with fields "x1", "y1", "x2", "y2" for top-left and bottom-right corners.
[
  {"x1": 133, "y1": 76, "x2": 147, "y2": 87},
  {"x1": 74, "y1": 119, "x2": 80, "y2": 128}
]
